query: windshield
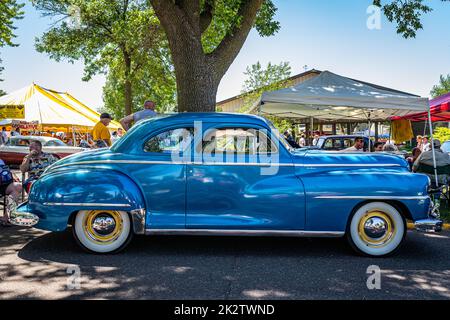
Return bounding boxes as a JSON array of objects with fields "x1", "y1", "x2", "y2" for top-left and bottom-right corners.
[
  {"x1": 316, "y1": 138, "x2": 325, "y2": 148},
  {"x1": 265, "y1": 119, "x2": 293, "y2": 153}
]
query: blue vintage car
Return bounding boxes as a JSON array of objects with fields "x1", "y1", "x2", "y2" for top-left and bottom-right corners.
[{"x1": 12, "y1": 113, "x2": 443, "y2": 256}]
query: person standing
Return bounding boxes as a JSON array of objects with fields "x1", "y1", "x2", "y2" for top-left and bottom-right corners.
[
  {"x1": 92, "y1": 113, "x2": 113, "y2": 148},
  {"x1": 312, "y1": 133, "x2": 320, "y2": 146},
  {"x1": 416, "y1": 135, "x2": 423, "y2": 151},
  {"x1": 343, "y1": 137, "x2": 365, "y2": 152},
  {"x1": 110, "y1": 131, "x2": 120, "y2": 144},
  {"x1": 422, "y1": 136, "x2": 431, "y2": 152},
  {"x1": 298, "y1": 134, "x2": 306, "y2": 147},
  {"x1": 373, "y1": 142, "x2": 385, "y2": 152},
  {"x1": 11, "y1": 127, "x2": 20, "y2": 137},
  {"x1": 119, "y1": 100, "x2": 158, "y2": 131},
  {"x1": 1, "y1": 127, "x2": 8, "y2": 145}
]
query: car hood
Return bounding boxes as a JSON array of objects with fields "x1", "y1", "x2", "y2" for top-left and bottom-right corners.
[{"x1": 291, "y1": 149, "x2": 409, "y2": 168}]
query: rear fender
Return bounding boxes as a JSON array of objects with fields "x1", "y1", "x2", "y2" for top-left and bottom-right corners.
[{"x1": 27, "y1": 168, "x2": 146, "y2": 233}]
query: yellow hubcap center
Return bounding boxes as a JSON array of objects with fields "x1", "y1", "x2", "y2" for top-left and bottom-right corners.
[
  {"x1": 358, "y1": 211, "x2": 396, "y2": 248},
  {"x1": 83, "y1": 210, "x2": 123, "y2": 244}
]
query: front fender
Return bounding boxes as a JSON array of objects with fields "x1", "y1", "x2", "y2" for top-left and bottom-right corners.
[
  {"x1": 27, "y1": 168, "x2": 145, "y2": 232},
  {"x1": 299, "y1": 168, "x2": 431, "y2": 231}
]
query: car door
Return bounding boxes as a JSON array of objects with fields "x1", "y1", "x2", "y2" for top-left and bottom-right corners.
[
  {"x1": 125, "y1": 126, "x2": 194, "y2": 229},
  {"x1": 186, "y1": 124, "x2": 305, "y2": 230}
]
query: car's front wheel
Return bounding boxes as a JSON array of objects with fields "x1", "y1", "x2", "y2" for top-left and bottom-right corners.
[
  {"x1": 73, "y1": 210, "x2": 133, "y2": 254},
  {"x1": 347, "y1": 202, "x2": 406, "y2": 257}
]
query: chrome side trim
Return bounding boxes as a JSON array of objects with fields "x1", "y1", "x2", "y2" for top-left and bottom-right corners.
[
  {"x1": 301, "y1": 163, "x2": 402, "y2": 167},
  {"x1": 43, "y1": 202, "x2": 132, "y2": 207},
  {"x1": 50, "y1": 160, "x2": 402, "y2": 170},
  {"x1": 145, "y1": 229, "x2": 345, "y2": 238},
  {"x1": 51, "y1": 160, "x2": 293, "y2": 168},
  {"x1": 314, "y1": 195, "x2": 429, "y2": 200}
]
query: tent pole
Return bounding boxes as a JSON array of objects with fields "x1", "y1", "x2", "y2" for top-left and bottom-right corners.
[
  {"x1": 367, "y1": 114, "x2": 371, "y2": 152},
  {"x1": 72, "y1": 126, "x2": 77, "y2": 147},
  {"x1": 389, "y1": 120, "x2": 392, "y2": 143},
  {"x1": 428, "y1": 109, "x2": 439, "y2": 186},
  {"x1": 310, "y1": 117, "x2": 314, "y2": 146}
]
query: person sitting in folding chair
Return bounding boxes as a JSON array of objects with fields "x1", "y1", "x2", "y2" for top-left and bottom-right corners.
[
  {"x1": 412, "y1": 139, "x2": 450, "y2": 187},
  {"x1": 20, "y1": 140, "x2": 58, "y2": 194}
]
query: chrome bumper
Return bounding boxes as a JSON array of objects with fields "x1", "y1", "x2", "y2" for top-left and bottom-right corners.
[
  {"x1": 415, "y1": 218, "x2": 443, "y2": 232},
  {"x1": 9, "y1": 202, "x2": 39, "y2": 227},
  {"x1": 415, "y1": 196, "x2": 443, "y2": 232}
]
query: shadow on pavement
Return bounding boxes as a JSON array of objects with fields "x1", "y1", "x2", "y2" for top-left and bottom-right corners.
[{"x1": 0, "y1": 227, "x2": 448, "y2": 299}]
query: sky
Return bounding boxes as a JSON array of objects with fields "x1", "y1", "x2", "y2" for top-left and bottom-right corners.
[{"x1": 1, "y1": 0, "x2": 450, "y2": 111}]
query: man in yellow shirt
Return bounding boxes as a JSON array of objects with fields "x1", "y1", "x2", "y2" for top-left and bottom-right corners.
[{"x1": 92, "y1": 113, "x2": 112, "y2": 147}]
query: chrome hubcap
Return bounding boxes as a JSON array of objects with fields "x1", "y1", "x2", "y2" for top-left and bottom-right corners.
[
  {"x1": 363, "y1": 216, "x2": 388, "y2": 239},
  {"x1": 92, "y1": 214, "x2": 116, "y2": 236}
]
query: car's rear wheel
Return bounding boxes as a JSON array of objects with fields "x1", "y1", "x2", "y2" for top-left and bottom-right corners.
[
  {"x1": 72, "y1": 210, "x2": 133, "y2": 254},
  {"x1": 346, "y1": 202, "x2": 406, "y2": 257}
]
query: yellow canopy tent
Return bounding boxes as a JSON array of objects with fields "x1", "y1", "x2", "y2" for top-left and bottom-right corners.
[{"x1": 0, "y1": 84, "x2": 122, "y2": 131}]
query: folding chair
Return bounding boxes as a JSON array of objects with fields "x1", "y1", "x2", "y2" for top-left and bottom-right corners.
[{"x1": 416, "y1": 163, "x2": 450, "y2": 207}]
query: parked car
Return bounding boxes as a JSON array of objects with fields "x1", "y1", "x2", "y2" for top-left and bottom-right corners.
[
  {"x1": 0, "y1": 136, "x2": 87, "y2": 165},
  {"x1": 13, "y1": 113, "x2": 442, "y2": 256},
  {"x1": 314, "y1": 135, "x2": 373, "y2": 152}
]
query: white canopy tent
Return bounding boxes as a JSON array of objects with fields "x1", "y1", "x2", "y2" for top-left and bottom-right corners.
[
  {"x1": 258, "y1": 70, "x2": 439, "y2": 185},
  {"x1": 259, "y1": 70, "x2": 429, "y2": 122}
]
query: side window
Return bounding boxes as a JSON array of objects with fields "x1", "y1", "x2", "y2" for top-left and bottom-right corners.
[
  {"x1": 45, "y1": 140, "x2": 59, "y2": 146},
  {"x1": 17, "y1": 139, "x2": 30, "y2": 146},
  {"x1": 343, "y1": 139, "x2": 354, "y2": 148},
  {"x1": 323, "y1": 139, "x2": 333, "y2": 149},
  {"x1": 144, "y1": 128, "x2": 193, "y2": 153},
  {"x1": 202, "y1": 128, "x2": 278, "y2": 155}
]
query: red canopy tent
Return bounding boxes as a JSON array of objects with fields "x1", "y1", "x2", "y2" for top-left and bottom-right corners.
[
  {"x1": 391, "y1": 92, "x2": 450, "y2": 122},
  {"x1": 390, "y1": 93, "x2": 450, "y2": 186}
]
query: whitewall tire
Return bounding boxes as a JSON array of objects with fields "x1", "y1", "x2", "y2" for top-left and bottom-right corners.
[
  {"x1": 73, "y1": 210, "x2": 133, "y2": 254},
  {"x1": 347, "y1": 202, "x2": 406, "y2": 257}
]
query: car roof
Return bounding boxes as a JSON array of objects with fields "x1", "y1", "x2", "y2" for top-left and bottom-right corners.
[
  {"x1": 112, "y1": 112, "x2": 274, "y2": 153},
  {"x1": 319, "y1": 135, "x2": 368, "y2": 139},
  {"x1": 138, "y1": 112, "x2": 272, "y2": 125}
]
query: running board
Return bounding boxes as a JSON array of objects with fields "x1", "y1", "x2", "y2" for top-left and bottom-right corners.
[{"x1": 145, "y1": 229, "x2": 345, "y2": 238}]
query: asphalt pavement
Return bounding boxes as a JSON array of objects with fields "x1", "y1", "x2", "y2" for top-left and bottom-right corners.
[{"x1": 0, "y1": 225, "x2": 449, "y2": 300}]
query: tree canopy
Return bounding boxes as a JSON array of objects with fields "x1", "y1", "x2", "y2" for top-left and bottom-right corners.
[
  {"x1": 0, "y1": 0, "x2": 24, "y2": 48},
  {"x1": 0, "y1": 0, "x2": 24, "y2": 85},
  {"x1": 31, "y1": 0, "x2": 449, "y2": 116},
  {"x1": 238, "y1": 61, "x2": 291, "y2": 113},
  {"x1": 430, "y1": 74, "x2": 450, "y2": 98},
  {"x1": 373, "y1": 0, "x2": 449, "y2": 38},
  {"x1": 149, "y1": 0, "x2": 280, "y2": 112},
  {"x1": 33, "y1": 0, "x2": 175, "y2": 116}
]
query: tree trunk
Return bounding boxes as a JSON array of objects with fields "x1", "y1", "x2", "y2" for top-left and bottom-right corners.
[
  {"x1": 124, "y1": 79, "x2": 132, "y2": 115},
  {"x1": 176, "y1": 67, "x2": 218, "y2": 113},
  {"x1": 123, "y1": 50, "x2": 133, "y2": 116},
  {"x1": 150, "y1": 0, "x2": 263, "y2": 113},
  {"x1": 171, "y1": 44, "x2": 219, "y2": 112}
]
